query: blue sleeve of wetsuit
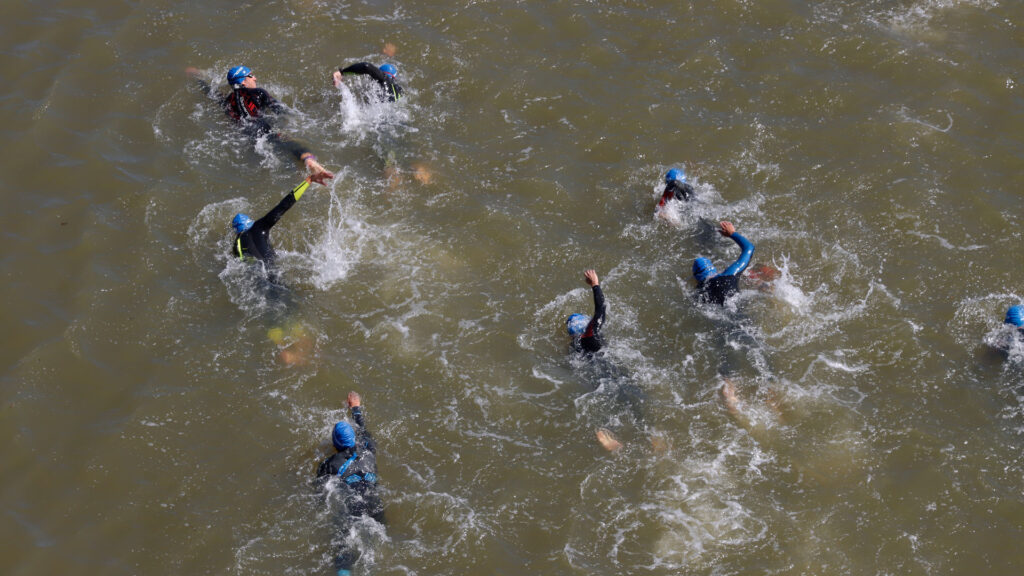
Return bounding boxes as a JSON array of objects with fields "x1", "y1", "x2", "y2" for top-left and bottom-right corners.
[{"x1": 721, "y1": 232, "x2": 754, "y2": 277}]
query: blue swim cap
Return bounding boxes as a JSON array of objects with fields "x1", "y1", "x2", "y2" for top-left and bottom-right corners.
[
  {"x1": 227, "y1": 66, "x2": 251, "y2": 86},
  {"x1": 665, "y1": 168, "x2": 685, "y2": 183},
  {"x1": 1006, "y1": 305, "x2": 1024, "y2": 327},
  {"x1": 692, "y1": 257, "x2": 717, "y2": 282},
  {"x1": 332, "y1": 422, "x2": 356, "y2": 450},
  {"x1": 566, "y1": 313, "x2": 590, "y2": 336},
  {"x1": 232, "y1": 213, "x2": 254, "y2": 234},
  {"x1": 379, "y1": 63, "x2": 397, "y2": 78}
]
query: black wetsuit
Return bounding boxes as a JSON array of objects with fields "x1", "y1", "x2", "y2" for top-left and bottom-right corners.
[
  {"x1": 698, "y1": 275, "x2": 741, "y2": 306},
  {"x1": 230, "y1": 180, "x2": 309, "y2": 274},
  {"x1": 573, "y1": 285, "x2": 606, "y2": 354},
  {"x1": 316, "y1": 406, "x2": 383, "y2": 572},
  {"x1": 340, "y1": 62, "x2": 404, "y2": 102},
  {"x1": 657, "y1": 179, "x2": 695, "y2": 207}
]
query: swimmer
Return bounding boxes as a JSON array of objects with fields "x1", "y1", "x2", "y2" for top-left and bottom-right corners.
[
  {"x1": 566, "y1": 270, "x2": 606, "y2": 355},
  {"x1": 692, "y1": 221, "x2": 755, "y2": 306},
  {"x1": 229, "y1": 176, "x2": 325, "y2": 282},
  {"x1": 568, "y1": 270, "x2": 631, "y2": 452},
  {"x1": 185, "y1": 65, "x2": 333, "y2": 182},
  {"x1": 316, "y1": 392, "x2": 384, "y2": 576},
  {"x1": 656, "y1": 168, "x2": 695, "y2": 210},
  {"x1": 333, "y1": 60, "x2": 403, "y2": 102}
]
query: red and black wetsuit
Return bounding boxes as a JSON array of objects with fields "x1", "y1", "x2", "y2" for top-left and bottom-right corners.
[
  {"x1": 191, "y1": 76, "x2": 314, "y2": 162},
  {"x1": 339, "y1": 62, "x2": 404, "y2": 102},
  {"x1": 223, "y1": 87, "x2": 285, "y2": 121},
  {"x1": 222, "y1": 87, "x2": 285, "y2": 135},
  {"x1": 221, "y1": 87, "x2": 313, "y2": 161},
  {"x1": 657, "y1": 179, "x2": 695, "y2": 208},
  {"x1": 573, "y1": 285, "x2": 607, "y2": 354}
]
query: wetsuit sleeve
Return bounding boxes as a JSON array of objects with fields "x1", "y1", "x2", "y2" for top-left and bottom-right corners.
[
  {"x1": 351, "y1": 406, "x2": 377, "y2": 454},
  {"x1": 341, "y1": 62, "x2": 387, "y2": 84},
  {"x1": 584, "y1": 285, "x2": 606, "y2": 338},
  {"x1": 253, "y1": 180, "x2": 309, "y2": 230},
  {"x1": 255, "y1": 88, "x2": 288, "y2": 115},
  {"x1": 674, "y1": 182, "x2": 694, "y2": 201},
  {"x1": 721, "y1": 232, "x2": 755, "y2": 277},
  {"x1": 192, "y1": 76, "x2": 214, "y2": 98},
  {"x1": 316, "y1": 456, "x2": 332, "y2": 478},
  {"x1": 269, "y1": 133, "x2": 315, "y2": 163}
]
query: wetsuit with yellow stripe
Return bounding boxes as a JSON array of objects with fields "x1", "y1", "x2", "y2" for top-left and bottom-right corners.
[
  {"x1": 339, "y1": 62, "x2": 404, "y2": 102},
  {"x1": 230, "y1": 180, "x2": 310, "y2": 267}
]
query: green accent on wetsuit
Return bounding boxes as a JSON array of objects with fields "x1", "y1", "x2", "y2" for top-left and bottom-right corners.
[{"x1": 231, "y1": 178, "x2": 309, "y2": 262}]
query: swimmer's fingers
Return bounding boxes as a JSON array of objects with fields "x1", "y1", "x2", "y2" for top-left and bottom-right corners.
[{"x1": 309, "y1": 170, "x2": 333, "y2": 186}]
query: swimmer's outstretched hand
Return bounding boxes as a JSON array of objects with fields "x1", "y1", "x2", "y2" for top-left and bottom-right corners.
[
  {"x1": 184, "y1": 66, "x2": 202, "y2": 79},
  {"x1": 719, "y1": 221, "x2": 736, "y2": 237},
  {"x1": 332, "y1": 70, "x2": 343, "y2": 88},
  {"x1": 584, "y1": 269, "x2": 600, "y2": 287},
  {"x1": 303, "y1": 157, "x2": 334, "y2": 186},
  {"x1": 308, "y1": 170, "x2": 333, "y2": 186},
  {"x1": 347, "y1": 391, "x2": 361, "y2": 409},
  {"x1": 382, "y1": 42, "x2": 397, "y2": 57}
]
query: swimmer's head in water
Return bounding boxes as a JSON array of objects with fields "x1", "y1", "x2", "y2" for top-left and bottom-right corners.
[
  {"x1": 566, "y1": 313, "x2": 590, "y2": 336},
  {"x1": 227, "y1": 65, "x2": 252, "y2": 87},
  {"x1": 380, "y1": 63, "x2": 398, "y2": 78},
  {"x1": 665, "y1": 168, "x2": 685, "y2": 184},
  {"x1": 693, "y1": 257, "x2": 716, "y2": 282},
  {"x1": 1006, "y1": 305, "x2": 1024, "y2": 327},
  {"x1": 332, "y1": 422, "x2": 356, "y2": 450},
  {"x1": 232, "y1": 213, "x2": 254, "y2": 234}
]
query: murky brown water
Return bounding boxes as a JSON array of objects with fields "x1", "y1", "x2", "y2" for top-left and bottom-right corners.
[{"x1": 2, "y1": 0, "x2": 1024, "y2": 574}]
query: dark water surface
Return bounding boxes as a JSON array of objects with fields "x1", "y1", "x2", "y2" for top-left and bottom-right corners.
[{"x1": 3, "y1": 0, "x2": 1024, "y2": 574}]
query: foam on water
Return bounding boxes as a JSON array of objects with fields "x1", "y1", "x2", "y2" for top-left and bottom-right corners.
[
  {"x1": 329, "y1": 72, "x2": 413, "y2": 145},
  {"x1": 883, "y1": 0, "x2": 999, "y2": 34}
]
